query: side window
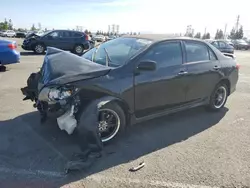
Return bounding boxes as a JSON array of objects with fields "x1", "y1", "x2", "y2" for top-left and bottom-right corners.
[
  {"x1": 72, "y1": 32, "x2": 83, "y2": 37},
  {"x1": 208, "y1": 48, "x2": 217, "y2": 61},
  {"x1": 141, "y1": 42, "x2": 183, "y2": 67},
  {"x1": 62, "y1": 31, "x2": 71, "y2": 38},
  {"x1": 185, "y1": 41, "x2": 209, "y2": 62},
  {"x1": 219, "y1": 42, "x2": 226, "y2": 48},
  {"x1": 48, "y1": 31, "x2": 61, "y2": 38}
]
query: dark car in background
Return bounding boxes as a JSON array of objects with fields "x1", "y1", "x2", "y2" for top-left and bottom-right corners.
[
  {"x1": 16, "y1": 32, "x2": 27, "y2": 38},
  {"x1": 21, "y1": 35, "x2": 239, "y2": 143},
  {"x1": 209, "y1": 40, "x2": 234, "y2": 54},
  {"x1": 232, "y1": 39, "x2": 250, "y2": 50},
  {"x1": 21, "y1": 30, "x2": 90, "y2": 55}
]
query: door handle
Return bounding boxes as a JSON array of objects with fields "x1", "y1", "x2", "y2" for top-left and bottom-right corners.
[
  {"x1": 178, "y1": 71, "x2": 188, "y2": 75},
  {"x1": 213, "y1": 65, "x2": 221, "y2": 70}
]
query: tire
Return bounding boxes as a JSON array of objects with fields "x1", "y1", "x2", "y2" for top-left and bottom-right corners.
[
  {"x1": 34, "y1": 43, "x2": 45, "y2": 54},
  {"x1": 73, "y1": 44, "x2": 84, "y2": 55},
  {"x1": 206, "y1": 83, "x2": 228, "y2": 112},
  {"x1": 98, "y1": 102, "x2": 126, "y2": 143}
]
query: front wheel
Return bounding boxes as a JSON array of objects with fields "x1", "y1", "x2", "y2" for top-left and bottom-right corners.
[
  {"x1": 98, "y1": 103, "x2": 126, "y2": 143},
  {"x1": 206, "y1": 83, "x2": 228, "y2": 111}
]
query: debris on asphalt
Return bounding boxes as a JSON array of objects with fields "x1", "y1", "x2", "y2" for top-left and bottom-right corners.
[
  {"x1": 129, "y1": 162, "x2": 145, "y2": 172},
  {"x1": 64, "y1": 99, "x2": 104, "y2": 174}
]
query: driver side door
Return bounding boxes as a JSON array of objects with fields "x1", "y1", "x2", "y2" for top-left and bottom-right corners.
[
  {"x1": 42, "y1": 31, "x2": 63, "y2": 49},
  {"x1": 134, "y1": 41, "x2": 188, "y2": 118}
]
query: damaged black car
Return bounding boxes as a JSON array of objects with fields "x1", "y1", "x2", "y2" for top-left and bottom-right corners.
[{"x1": 21, "y1": 35, "x2": 239, "y2": 143}]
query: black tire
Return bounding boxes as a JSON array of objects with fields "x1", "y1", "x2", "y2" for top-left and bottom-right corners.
[
  {"x1": 98, "y1": 102, "x2": 126, "y2": 143},
  {"x1": 206, "y1": 83, "x2": 228, "y2": 112},
  {"x1": 73, "y1": 44, "x2": 84, "y2": 55},
  {"x1": 34, "y1": 43, "x2": 45, "y2": 54}
]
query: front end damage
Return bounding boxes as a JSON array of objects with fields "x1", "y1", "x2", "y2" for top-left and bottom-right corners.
[
  {"x1": 21, "y1": 47, "x2": 111, "y2": 135},
  {"x1": 21, "y1": 80, "x2": 82, "y2": 134}
]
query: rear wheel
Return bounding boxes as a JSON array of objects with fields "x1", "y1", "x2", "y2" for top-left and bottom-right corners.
[
  {"x1": 73, "y1": 44, "x2": 84, "y2": 55},
  {"x1": 34, "y1": 44, "x2": 45, "y2": 54},
  {"x1": 206, "y1": 83, "x2": 228, "y2": 111}
]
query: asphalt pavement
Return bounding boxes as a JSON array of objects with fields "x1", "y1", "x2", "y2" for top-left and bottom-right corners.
[{"x1": 0, "y1": 38, "x2": 250, "y2": 188}]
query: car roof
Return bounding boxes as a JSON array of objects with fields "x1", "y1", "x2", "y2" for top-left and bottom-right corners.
[{"x1": 121, "y1": 34, "x2": 206, "y2": 43}]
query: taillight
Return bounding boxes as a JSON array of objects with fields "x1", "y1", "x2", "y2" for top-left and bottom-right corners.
[
  {"x1": 85, "y1": 34, "x2": 89, "y2": 41},
  {"x1": 236, "y1": 64, "x2": 240, "y2": 70},
  {"x1": 8, "y1": 43, "x2": 17, "y2": 50}
]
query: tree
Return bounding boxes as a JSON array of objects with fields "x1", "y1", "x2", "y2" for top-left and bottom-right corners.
[
  {"x1": 237, "y1": 26, "x2": 244, "y2": 39},
  {"x1": 206, "y1": 33, "x2": 210, "y2": 39},
  {"x1": 133, "y1": 32, "x2": 137, "y2": 35},
  {"x1": 194, "y1": 32, "x2": 201, "y2": 38},
  {"x1": 84, "y1": 29, "x2": 89, "y2": 34},
  {"x1": 229, "y1": 28, "x2": 236, "y2": 39},
  {"x1": 0, "y1": 18, "x2": 9, "y2": 30},
  {"x1": 215, "y1": 29, "x2": 224, "y2": 39},
  {"x1": 31, "y1": 24, "x2": 36, "y2": 31}
]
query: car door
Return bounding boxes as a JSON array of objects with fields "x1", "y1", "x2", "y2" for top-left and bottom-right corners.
[
  {"x1": 183, "y1": 41, "x2": 222, "y2": 103},
  {"x1": 134, "y1": 41, "x2": 188, "y2": 118},
  {"x1": 42, "y1": 31, "x2": 63, "y2": 49}
]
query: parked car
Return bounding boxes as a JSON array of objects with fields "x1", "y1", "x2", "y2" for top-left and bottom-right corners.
[
  {"x1": 208, "y1": 40, "x2": 234, "y2": 54},
  {"x1": 1, "y1": 30, "x2": 16, "y2": 37},
  {"x1": 16, "y1": 32, "x2": 27, "y2": 38},
  {"x1": 21, "y1": 35, "x2": 239, "y2": 143},
  {"x1": 0, "y1": 39, "x2": 20, "y2": 69},
  {"x1": 232, "y1": 39, "x2": 250, "y2": 50},
  {"x1": 94, "y1": 35, "x2": 105, "y2": 42},
  {"x1": 21, "y1": 30, "x2": 90, "y2": 55}
]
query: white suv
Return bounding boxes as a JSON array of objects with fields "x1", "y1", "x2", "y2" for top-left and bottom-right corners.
[{"x1": 2, "y1": 30, "x2": 16, "y2": 37}]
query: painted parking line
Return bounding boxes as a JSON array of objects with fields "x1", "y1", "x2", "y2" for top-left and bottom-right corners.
[{"x1": 0, "y1": 166, "x2": 65, "y2": 178}]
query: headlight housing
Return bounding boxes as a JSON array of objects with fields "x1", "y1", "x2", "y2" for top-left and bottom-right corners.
[
  {"x1": 38, "y1": 86, "x2": 78, "y2": 103},
  {"x1": 48, "y1": 88, "x2": 73, "y2": 101}
]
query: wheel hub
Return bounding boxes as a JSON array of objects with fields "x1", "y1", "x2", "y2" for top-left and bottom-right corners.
[{"x1": 98, "y1": 121, "x2": 108, "y2": 132}]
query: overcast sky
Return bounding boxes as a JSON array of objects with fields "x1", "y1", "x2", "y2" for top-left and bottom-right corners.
[{"x1": 0, "y1": 0, "x2": 249, "y2": 36}]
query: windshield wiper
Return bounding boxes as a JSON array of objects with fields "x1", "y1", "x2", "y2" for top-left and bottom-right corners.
[{"x1": 103, "y1": 47, "x2": 112, "y2": 67}]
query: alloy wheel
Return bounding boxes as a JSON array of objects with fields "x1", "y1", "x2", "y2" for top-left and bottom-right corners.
[
  {"x1": 213, "y1": 86, "x2": 227, "y2": 109},
  {"x1": 35, "y1": 44, "x2": 44, "y2": 54},
  {"x1": 98, "y1": 108, "x2": 120, "y2": 143},
  {"x1": 75, "y1": 45, "x2": 83, "y2": 54}
]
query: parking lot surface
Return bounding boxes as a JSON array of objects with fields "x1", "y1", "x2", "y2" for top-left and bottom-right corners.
[{"x1": 0, "y1": 38, "x2": 250, "y2": 188}]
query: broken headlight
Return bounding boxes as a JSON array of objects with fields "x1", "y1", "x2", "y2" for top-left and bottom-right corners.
[{"x1": 48, "y1": 87, "x2": 78, "y2": 101}]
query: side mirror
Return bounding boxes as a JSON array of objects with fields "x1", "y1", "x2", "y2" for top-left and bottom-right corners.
[{"x1": 137, "y1": 60, "x2": 156, "y2": 71}]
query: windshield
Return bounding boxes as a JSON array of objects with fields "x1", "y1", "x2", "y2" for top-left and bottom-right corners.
[{"x1": 82, "y1": 37, "x2": 152, "y2": 67}]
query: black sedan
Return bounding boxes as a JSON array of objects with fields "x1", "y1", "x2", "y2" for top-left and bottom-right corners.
[
  {"x1": 21, "y1": 35, "x2": 239, "y2": 143},
  {"x1": 232, "y1": 39, "x2": 250, "y2": 50},
  {"x1": 209, "y1": 40, "x2": 234, "y2": 54}
]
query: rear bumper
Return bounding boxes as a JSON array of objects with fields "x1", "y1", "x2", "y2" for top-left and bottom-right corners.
[{"x1": 0, "y1": 50, "x2": 20, "y2": 65}]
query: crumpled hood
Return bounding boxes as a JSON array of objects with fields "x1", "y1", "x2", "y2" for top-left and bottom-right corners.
[
  {"x1": 40, "y1": 47, "x2": 112, "y2": 87},
  {"x1": 25, "y1": 33, "x2": 41, "y2": 39}
]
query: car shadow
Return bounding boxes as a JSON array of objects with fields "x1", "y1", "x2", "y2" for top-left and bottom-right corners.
[
  {"x1": 20, "y1": 52, "x2": 45, "y2": 56},
  {"x1": 0, "y1": 106, "x2": 228, "y2": 187}
]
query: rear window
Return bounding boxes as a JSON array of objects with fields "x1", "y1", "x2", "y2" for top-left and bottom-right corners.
[{"x1": 185, "y1": 41, "x2": 209, "y2": 62}]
